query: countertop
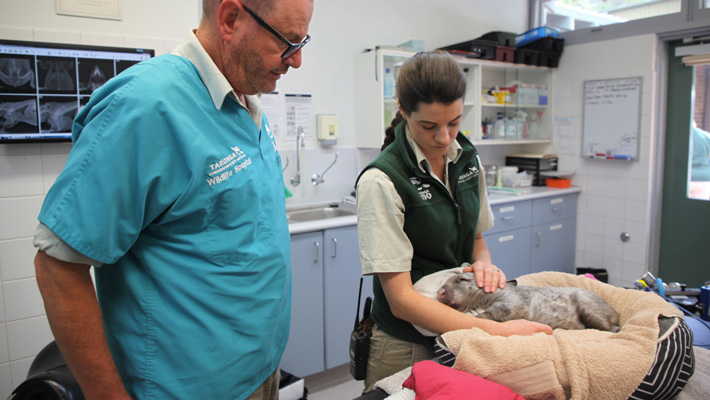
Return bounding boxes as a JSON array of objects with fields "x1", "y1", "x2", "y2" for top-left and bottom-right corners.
[{"x1": 287, "y1": 186, "x2": 582, "y2": 235}]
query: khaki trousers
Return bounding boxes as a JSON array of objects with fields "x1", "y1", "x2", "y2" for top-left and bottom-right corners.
[
  {"x1": 363, "y1": 325, "x2": 434, "y2": 393},
  {"x1": 246, "y1": 368, "x2": 280, "y2": 400}
]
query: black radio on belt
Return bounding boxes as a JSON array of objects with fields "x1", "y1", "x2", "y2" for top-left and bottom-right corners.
[{"x1": 349, "y1": 278, "x2": 372, "y2": 381}]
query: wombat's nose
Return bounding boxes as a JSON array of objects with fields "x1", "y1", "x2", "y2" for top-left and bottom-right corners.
[{"x1": 437, "y1": 288, "x2": 447, "y2": 302}]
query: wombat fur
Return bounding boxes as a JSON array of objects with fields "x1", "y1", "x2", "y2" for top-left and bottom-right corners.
[{"x1": 437, "y1": 272, "x2": 620, "y2": 332}]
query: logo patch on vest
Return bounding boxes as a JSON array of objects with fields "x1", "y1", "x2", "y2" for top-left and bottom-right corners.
[
  {"x1": 206, "y1": 146, "x2": 252, "y2": 187},
  {"x1": 458, "y1": 166, "x2": 479, "y2": 184},
  {"x1": 409, "y1": 177, "x2": 433, "y2": 201}
]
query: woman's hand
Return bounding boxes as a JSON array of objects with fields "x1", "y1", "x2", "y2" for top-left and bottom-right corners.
[
  {"x1": 492, "y1": 319, "x2": 553, "y2": 336},
  {"x1": 462, "y1": 261, "x2": 506, "y2": 293}
]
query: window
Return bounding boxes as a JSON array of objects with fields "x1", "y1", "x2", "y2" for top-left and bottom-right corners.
[{"x1": 532, "y1": 0, "x2": 710, "y2": 32}]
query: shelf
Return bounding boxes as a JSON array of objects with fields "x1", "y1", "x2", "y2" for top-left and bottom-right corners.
[
  {"x1": 473, "y1": 139, "x2": 552, "y2": 146},
  {"x1": 482, "y1": 103, "x2": 548, "y2": 108}
]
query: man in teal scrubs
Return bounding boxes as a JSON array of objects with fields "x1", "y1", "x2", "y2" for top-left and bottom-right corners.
[{"x1": 32, "y1": 1, "x2": 314, "y2": 399}]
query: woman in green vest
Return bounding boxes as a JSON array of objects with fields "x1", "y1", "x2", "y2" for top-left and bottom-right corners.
[{"x1": 356, "y1": 51, "x2": 552, "y2": 392}]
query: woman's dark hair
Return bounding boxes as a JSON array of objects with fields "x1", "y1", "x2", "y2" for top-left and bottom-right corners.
[{"x1": 381, "y1": 50, "x2": 467, "y2": 151}]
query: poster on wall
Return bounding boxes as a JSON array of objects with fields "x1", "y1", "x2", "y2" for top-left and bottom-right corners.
[{"x1": 56, "y1": 0, "x2": 123, "y2": 21}]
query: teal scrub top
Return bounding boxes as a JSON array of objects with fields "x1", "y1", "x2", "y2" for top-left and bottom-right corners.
[{"x1": 38, "y1": 54, "x2": 291, "y2": 399}]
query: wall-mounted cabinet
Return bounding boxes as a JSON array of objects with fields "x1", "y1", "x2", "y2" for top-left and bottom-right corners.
[{"x1": 354, "y1": 48, "x2": 555, "y2": 148}]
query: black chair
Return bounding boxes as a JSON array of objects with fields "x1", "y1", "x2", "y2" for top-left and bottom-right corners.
[{"x1": 9, "y1": 341, "x2": 84, "y2": 400}]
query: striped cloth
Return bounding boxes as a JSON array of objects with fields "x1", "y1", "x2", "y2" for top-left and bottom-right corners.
[{"x1": 629, "y1": 316, "x2": 695, "y2": 400}]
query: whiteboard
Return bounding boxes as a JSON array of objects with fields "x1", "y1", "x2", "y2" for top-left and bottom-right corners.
[{"x1": 582, "y1": 77, "x2": 642, "y2": 160}]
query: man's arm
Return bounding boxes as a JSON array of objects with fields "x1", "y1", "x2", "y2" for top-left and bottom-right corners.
[{"x1": 34, "y1": 250, "x2": 131, "y2": 400}]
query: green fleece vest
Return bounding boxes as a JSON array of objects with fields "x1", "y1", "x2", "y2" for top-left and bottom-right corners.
[{"x1": 357, "y1": 122, "x2": 482, "y2": 345}]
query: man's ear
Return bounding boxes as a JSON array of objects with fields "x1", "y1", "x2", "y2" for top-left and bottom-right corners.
[{"x1": 218, "y1": 0, "x2": 243, "y2": 40}]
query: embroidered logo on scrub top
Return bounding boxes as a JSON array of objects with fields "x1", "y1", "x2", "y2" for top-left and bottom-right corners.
[
  {"x1": 458, "y1": 166, "x2": 479, "y2": 184},
  {"x1": 409, "y1": 177, "x2": 432, "y2": 201},
  {"x1": 206, "y1": 146, "x2": 253, "y2": 187}
]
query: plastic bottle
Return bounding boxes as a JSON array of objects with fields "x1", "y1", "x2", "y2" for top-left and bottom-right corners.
[
  {"x1": 505, "y1": 116, "x2": 517, "y2": 139},
  {"x1": 494, "y1": 112, "x2": 505, "y2": 139},
  {"x1": 383, "y1": 68, "x2": 395, "y2": 100}
]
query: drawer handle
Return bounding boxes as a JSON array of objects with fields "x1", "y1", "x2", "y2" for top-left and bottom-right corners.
[
  {"x1": 535, "y1": 231, "x2": 541, "y2": 247},
  {"x1": 501, "y1": 216, "x2": 515, "y2": 221},
  {"x1": 551, "y1": 207, "x2": 562, "y2": 212},
  {"x1": 314, "y1": 241, "x2": 320, "y2": 263},
  {"x1": 332, "y1": 238, "x2": 338, "y2": 258}
]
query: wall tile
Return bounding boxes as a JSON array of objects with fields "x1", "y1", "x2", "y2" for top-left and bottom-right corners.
[
  {"x1": 604, "y1": 237, "x2": 624, "y2": 260},
  {"x1": 625, "y1": 200, "x2": 648, "y2": 222},
  {"x1": 10, "y1": 358, "x2": 33, "y2": 393},
  {"x1": 0, "y1": 285, "x2": 5, "y2": 323},
  {"x1": 41, "y1": 153, "x2": 69, "y2": 193},
  {"x1": 623, "y1": 242, "x2": 646, "y2": 264},
  {"x1": 0, "y1": 325, "x2": 8, "y2": 363},
  {"x1": 604, "y1": 197, "x2": 626, "y2": 219},
  {"x1": 586, "y1": 215, "x2": 605, "y2": 236},
  {"x1": 33, "y1": 29, "x2": 80, "y2": 44},
  {"x1": 3, "y1": 279, "x2": 44, "y2": 322},
  {"x1": 80, "y1": 32, "x2": 124, "y2": 47},
  {"x1": 621, "y1": 261, "x2": 646, "y2": 285},
  {"x1": 0, "y1": 363, "x2": 11, "y2": 400},
  {"x1": 0, "y1": 197, "x2": 43, "y2": 241},
  {"x1": 0, "y1": 238, "x2": 37, "y2": 281},
  {"x1": 6, "y1": 317, "x2": 52, "y2": 361},
  {"x1": 0, "y1": 156, "x2": 43, "y2": 198},
  {"x1": 0, "y1": 27, "x2": 33, "y2": 41}
]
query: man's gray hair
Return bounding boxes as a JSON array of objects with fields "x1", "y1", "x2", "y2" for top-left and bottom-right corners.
[{"x1": 202, "y1": 0, "x2": 277, "y2": 19}]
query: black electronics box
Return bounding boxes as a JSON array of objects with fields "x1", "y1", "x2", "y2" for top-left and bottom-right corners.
[
  {"x1": 514, "y1": 48, "x2": 539, "y2": 66},
  {"x1": 506, "y1": 155, "x2": 558, "y2": 186},
  {"x1": 438, "y1": 39, "x2": 496, "y2": 60},
  {"x1": 477, "y1": 31, "x2": 517, "y2": 47}
]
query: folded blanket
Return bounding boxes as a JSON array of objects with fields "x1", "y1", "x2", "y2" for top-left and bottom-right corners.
[{"x1": 439, "y1": 271, "x2": 683, "y2": 400}]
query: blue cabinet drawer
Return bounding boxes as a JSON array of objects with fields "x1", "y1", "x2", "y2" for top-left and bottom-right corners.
[
  {"x1": 487, "y1": 200, "x2": 532, "y2": 235},
  {"x1": 485, "y1": 227, "x2": 531, "y2": 279},
  {"x1": 532, "y1": 193, "x2": 579, "y2": 226}
]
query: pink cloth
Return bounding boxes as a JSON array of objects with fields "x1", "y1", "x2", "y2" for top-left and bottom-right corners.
[{"x1": 402, "y1": 360, "x2": 525, "y2": 400}]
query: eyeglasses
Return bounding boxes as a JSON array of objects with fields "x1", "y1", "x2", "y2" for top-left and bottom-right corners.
[{"x1": 241, "y1": 4, "x2": 311, "y2": 59}]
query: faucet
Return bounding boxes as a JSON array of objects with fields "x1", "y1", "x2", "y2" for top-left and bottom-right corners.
[
  {"x1": 290, "y1": 126, "x2": 305, "y2": 186},
  {"x1": 312, "y1": 152, "x2": 339, "y2": 185}
]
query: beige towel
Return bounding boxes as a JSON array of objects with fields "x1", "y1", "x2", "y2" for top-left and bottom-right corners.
[{"x1": 440, "y1": 272, "x2": 683, "y2": 400}]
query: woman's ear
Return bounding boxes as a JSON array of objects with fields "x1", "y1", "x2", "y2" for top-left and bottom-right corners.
[{"x1": 397, "y1": 99, "x2": 408, "y2": 121}]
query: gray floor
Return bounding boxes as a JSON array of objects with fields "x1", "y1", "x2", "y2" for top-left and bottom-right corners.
[{"x1": 305, "y1": 364, "x2": 365, "y2": 400}]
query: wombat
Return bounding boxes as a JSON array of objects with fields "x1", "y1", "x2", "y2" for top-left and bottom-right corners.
[{"x1": 437, "y1": 272, "x2": 621, "y2": 332}]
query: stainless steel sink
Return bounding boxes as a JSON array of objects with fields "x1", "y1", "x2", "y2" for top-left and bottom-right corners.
[{"x1": 286, "y1": 206, "x2": 356, "y2": 223}]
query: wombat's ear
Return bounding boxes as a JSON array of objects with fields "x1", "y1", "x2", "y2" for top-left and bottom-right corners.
[
  {"x1": 507, "y1": 280, "x2": 518, "y2": 286},
  {"x1": 457, "y1": 273, "x2": 474, "y2": 282}
]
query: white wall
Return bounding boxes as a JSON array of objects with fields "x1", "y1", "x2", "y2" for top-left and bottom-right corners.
[
  {"x1": 553, "y1": 35, "x2": 659, "y2": 287},
  {"x1": 0, "y1": 0, "x2": 529, "y2": 395}
]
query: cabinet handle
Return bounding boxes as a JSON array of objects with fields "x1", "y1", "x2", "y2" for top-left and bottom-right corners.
[
  {"x1": 551, "y1": 207, "x2": 561, "y2": 212},
  {"x1": 332, "y1": 238, "x2": 338, "y2": 258},
  {"x1": 535, "y1": 232, "x2": 541, "y2": 247},
  {"x1": 501, "y1": 216, "x2": 514, "y2": 221},
  {"x1": 314, "y1": 241, "x2": 320, "y2": 263}
]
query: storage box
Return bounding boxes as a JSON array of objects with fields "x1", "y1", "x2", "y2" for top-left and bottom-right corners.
[
  {"x1": 506, "y1": 155, "x2": 558, "y2": 186},
  {"x1": 279, "y1": 370, "x2": 307, "y2": 400},
  {"x1": 545, "y1": 178, "x2": 571, "y2": 188},
  {"x1": 439, "y1": 39, "x2": 496, "y2": 60},
  {"x1": 495, "y1": 46, "x2": 515, "y2": 63},
  {"x1": 519, "y1": 36, "x2": 565, "y2": 52},
  {"x1": 514, "y1": 48, "x2": 539, "y2": 66},
  {"x1": 516, "y1": 27, "x2": 560, "y2": 48},
  {"x1": 477, "y1": 31, "x2": 517, "y2": 47}
]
